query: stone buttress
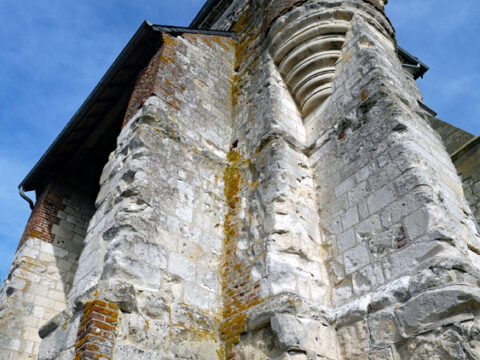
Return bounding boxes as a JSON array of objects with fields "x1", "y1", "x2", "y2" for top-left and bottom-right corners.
[
  {"x1": 38, "y1": 30, "x2": 237, "y2": 359},
  {"x1": 199, "y1": 1, "x2": 480, "y2": 359},
  {"x1": 1, "y1": 1, "x2": 480, "y2": 359}
]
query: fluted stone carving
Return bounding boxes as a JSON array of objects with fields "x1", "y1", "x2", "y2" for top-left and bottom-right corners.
[{"x1": 269, "y1": 10, "x2": 352, "y2": 115}]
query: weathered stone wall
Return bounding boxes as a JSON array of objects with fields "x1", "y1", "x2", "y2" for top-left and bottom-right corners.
[
  {"x1": 430, "y1": 118, "x2": 475, "y2": 155},
  {"x1": 38, "y1": 31, "x2": 236, "y2": 359},
  {"x1": 0, "y1": 181, "x2": 94, "y2": 359},
  {"x1": 205, "y1": 0, "x2": 480, "y2": 359},
  {"x1": 427, "y1": 119, "x2": 479, "y2": 226},
  {"x1": 10, "y1": 0, "x2": 479, "y2": 359},
  {"x1": 309, "y1": 11, "x2": 480, "y2": 355},
  {"x1": 453, "y1": 137, "x2": 480, "y2": 226}
]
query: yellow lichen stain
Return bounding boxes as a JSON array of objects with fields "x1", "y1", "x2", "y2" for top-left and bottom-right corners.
[
  {"x1": 343, "y1": 53, "x2": 352, "y2": 63},
  {"x1": 29, "y1": 230, "x2": 44, "y2": 239},
  {"x1": 232, "y1": 3, "x2": 251, "y2": 35},
  {"x1": 204, "y1": 38, "x2": 214, "y2": 48},
  {"x1": 167, "y1": 305, "x2": 173, "y2": 338},
  {"x1": 232, "y1": 2, "x2": 263, "y2": 71},
  {"x1": 210, "y1": 36, "x2": 233, "y2": 52},
  {"x1": 162, "y1": 33, "x2": 176, "y2": 47},
  {"x1": 249, "y1": 180, "x2": 259, "y2": 191},
  {"x1": 216, "y1": 344, "x2": 226, "y2": 360},
  {"x1": 62, "y1": 314, "x2": 72, "y2": 331},
  {"x1": 223, "y1": 150, "x2": 242, "y2": 209},
  {"x1": 159, "y1": 34, "x2": 177, "y2": 64},
  {"x1": 231, "y1": 74, "x2": 240, "y2": 108},
  {"x1": 160, "y1": 55, "x2": 175, "y2": 64},
  {"x1": 19, "y1": 279, "x2": 30, "y2": 293},
  {"x1": 153, "y1": 126, "x2": 177, "y2": 138},
  {"x1": 337, "y1": 11, "x2": 353, "y2": 21},
  {"x1": 359, "y1": 36, "x2": 374, "y2": 48},
  {"x1": 171, "y1": 323, "x2": 217, "y2": 342},
  {"x1": 361, "y1": 89, "x2": 368, "y2": 101},
  {"x1": 166, "y1": 306, "x2": 222, "y2": 350},
  {"x1": 219, "y1": 149, "x2": 264, "y2": 358},
  {"x1": 234, "y1": 27, "x2": 262, "y2": 70}
]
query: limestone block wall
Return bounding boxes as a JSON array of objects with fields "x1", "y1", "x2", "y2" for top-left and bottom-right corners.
[
  {"x1": 0, "y1": 181, "x2": 94, "y2": 359},
  {"x1": 453, "y1": 137, "x2": 480, "y2": 225},
  {"x1": 294, "y1": 2, "x2": 480, "y2": 360},
  {"x1": 206, "y1": 0, "x2": 480, "y2": 359},
  {"x1": 37, "y1": 31, "x2": 236, "y2": 360},
  {"x1": 23, "y1": 0, "x2": 480, "y2": 359},
  {"x1": 428, "y1": 118, "x2": 479, "y2": 234},
  {"x1": 291, "y1": 3, "x2": 480, "y2": 359},
  {"x1": 430, "y1": 118, "x2": 475, "y2": 155},
  {"x1": 210, "y1": 1, "x2": 341, "y2": 357}
]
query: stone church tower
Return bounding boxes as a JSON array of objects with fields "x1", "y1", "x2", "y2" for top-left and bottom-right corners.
[{"x1": 1, "y1": 0, "x2": 480, "y2": 359}]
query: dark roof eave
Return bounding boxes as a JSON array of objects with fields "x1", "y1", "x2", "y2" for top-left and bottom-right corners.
[
  {"x1": 19, "y1": 21, "x2": 158, "y2": 192},
  {"x1": 152, "y1": 24, "x2": 234, "y2": 38},
  {"x1": 398, "y1": 47, "x2": 429, "y2": 80}
]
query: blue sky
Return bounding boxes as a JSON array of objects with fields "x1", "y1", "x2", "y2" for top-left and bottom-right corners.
[{"x1": 0, "y1": 0, "x2": 479, "y2": 281}]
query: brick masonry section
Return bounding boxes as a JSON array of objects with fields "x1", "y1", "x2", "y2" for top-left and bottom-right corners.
[
  {"x1": 18, "y1": 182, "x2": 65, "y2": 250},
  {"x1": 219, "y1": 150, "x2": 263, "y2": 357},
  {"x1": 123, "y1": 32, "x2": 187, "y2": 127},
  {"x1": 75, "y1": 300, "x2": 119, "y2": 360}
]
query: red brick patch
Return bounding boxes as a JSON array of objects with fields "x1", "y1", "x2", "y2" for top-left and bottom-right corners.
[
  {"x1": 74, "y1": 300, "x2": 119, "y2": 360},
  {"x1": 18, "y1": 182, "x2": 65, "y2": 250}
]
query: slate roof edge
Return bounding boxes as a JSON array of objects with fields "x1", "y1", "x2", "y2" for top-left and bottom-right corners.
[
  {"x1": 19, "y1": 21, "x2": 159, "y2": 192},
  {"x1": 153, "y1": 24, "x2": 234, "y2": 38}
]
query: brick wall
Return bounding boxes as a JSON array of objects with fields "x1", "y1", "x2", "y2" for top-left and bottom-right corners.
[
  {"x1": 18, "y1": 182, "x2": 65, "y2": 249},
  {"x1": 75, "y1": 300, "x2": 119, "y2": 359},
  {"x1": 122, "y1": 32, "x2": 188, "y2": 127}
]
